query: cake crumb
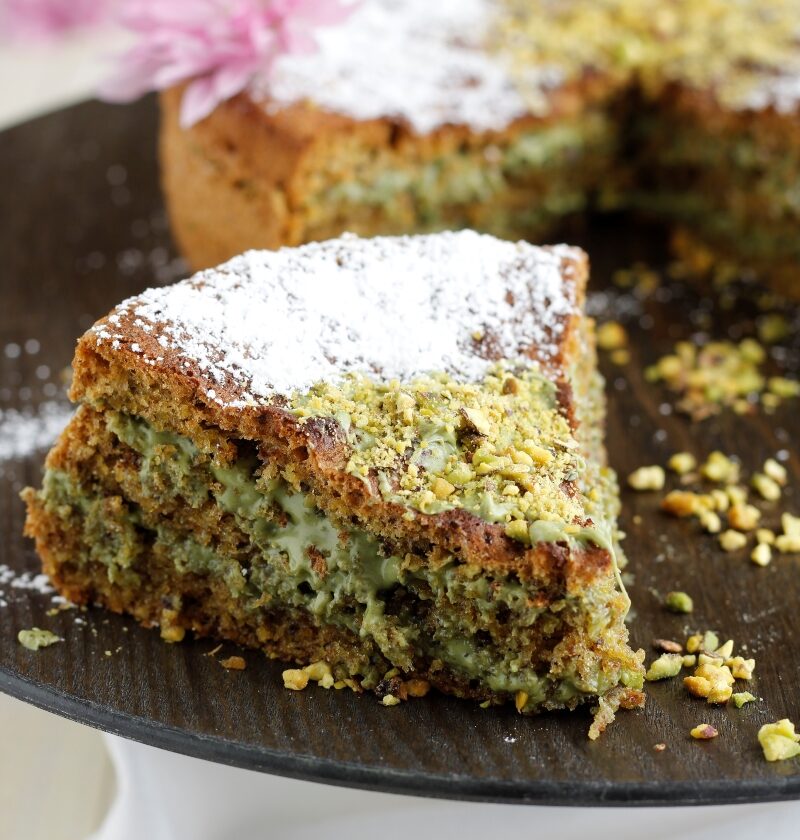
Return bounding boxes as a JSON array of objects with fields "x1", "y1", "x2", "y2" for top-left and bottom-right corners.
[{"x1": 220, "y1": 655, "x2": 246, "y2": 670}]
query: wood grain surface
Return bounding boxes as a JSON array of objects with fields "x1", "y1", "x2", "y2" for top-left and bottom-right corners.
[{"x1": 0, "y1": 97, "x2": 799, "y2": 807}]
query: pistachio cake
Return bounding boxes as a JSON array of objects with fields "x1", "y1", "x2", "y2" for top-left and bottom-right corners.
[
  {"x1": 160, "y1": 0, "x2": 800, "y2": 298},
  {"x1": 23, "y1": 231, "x2": 645, "y2": 715}
]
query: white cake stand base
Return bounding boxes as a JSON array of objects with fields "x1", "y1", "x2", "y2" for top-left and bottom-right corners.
[{"x1": 89, "y1": 733, "x2": 800, "y2": 840}]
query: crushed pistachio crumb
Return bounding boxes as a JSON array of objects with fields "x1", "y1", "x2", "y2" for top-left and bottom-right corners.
[
  {"x1": 646, "y1": 653, "x2": 684, "y2": 681},
  {"x1": 628, "y1": 465, "x2": 666, "y2": 491},
  {"x1": 686, "y1": 634, "x2": 703, "y2": 654},
  {"x1": 776, "y1": 513, "x2": 800, "y2": 554},
  {"x1": 701, "y1": 452, "x2": 740, "y2": 485},
  {"x1": 756, "y1": 528, "x2": 776, "y2": 545},
  {"x1": 727, "y1": 485, "x2": 748, "y2": 506},
  {"x1": 710, "y1": 489, "x2": 729, "y2": 512},
  {"x1": 728, "y1": 503, "x2": 761, "y2": 531},
  {"x1": 750, "y1": 542, "x2": 772, "y2": 567},
  {"x1": 719, "y1": 530, "x2": 748, "y2": 552},
  {"x1": 690, "y1": 724, "x2": 718, "y2": 740},
  {"x1": 661, "y1": 489, "x2": 700, "y2": 517},
  {"x1": 678, "y1": 629, "x2": 757, "y2": 708},
  {"x1": 644, "y1": 338, "x2": 789, "y2": 421},
  {"x1": 758, "y1": 719, "x2": 800, "y2": 762},
  {"x1": 715, "y1": 639, "x2": 734, "y2": 659},
  {"x1": 774, "y1": 534, "x2": 800, "y2": 554},
  {"x1": 665, "y1": 591, "x2": 693, "y2": 614},
  {"x1": 699, "y1": 510, "x2": 722, "y2": 534},
  {"x1": 752, "y1": 473, "x2": 781, "y2": 502},
  {"x1": 495, "y1": 0, "x2": 800, "y2": 126},
  {"x1": 727, "y1": 657, "x2": 755, "y2": 680},
  {"x1": 382, "y1": 694, "x2": 401, "y2": 707},
  {"x1": 763, "y1": 459, "x2": 788, "y2": 486},
  {"x1": 291, "y1": 365, "x2": 597, "y2": 546},
  {"x1": 668, "y1": 452, "x2": 697, "y2": 475},
  {"x1": 684, "y1": 676, "x2": 712, "y2": 698},
  {"x1": 768, "y1": 377, "x2": 800, "y2": 399},
  {"x1": 732, "y1": 692, "x2": 756, "y2": 708},
  {"x1": 17, "y1": 628, "x2": 62, "y2": 651}
]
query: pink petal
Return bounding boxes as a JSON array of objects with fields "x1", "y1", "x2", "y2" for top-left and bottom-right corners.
[
  {"x1": 179, "y1": 77, "x2": 220, "y2": 129},
  {"x1": 97, "y1": 0, "x2": 358, "y2": 115}
]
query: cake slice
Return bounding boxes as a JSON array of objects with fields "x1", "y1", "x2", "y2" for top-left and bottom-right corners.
[
  {"x1": 159, "y1": 0, "x2": 625, "y2": 270},
  {"x1": 23, "y1": 231, "x2": 645, "y2": 718}
]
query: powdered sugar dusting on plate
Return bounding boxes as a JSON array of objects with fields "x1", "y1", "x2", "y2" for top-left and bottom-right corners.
[
  {"x1": 93, "y1": 231, "x2": 581, "y2": 407},
  {"x1": 0, "y1": 402, "x2": 73, "y2": 461},
  {"x1": 0, "y1": 565, "x2": 56, "y2": 609},
  {"x1": 255, "y1": 0, "x2": 551, "y2": 134}
]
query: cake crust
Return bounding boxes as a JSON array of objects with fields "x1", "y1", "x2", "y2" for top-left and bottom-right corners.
[{"x1": 159, "y1": 73, "x2": 621, "y2": 270}]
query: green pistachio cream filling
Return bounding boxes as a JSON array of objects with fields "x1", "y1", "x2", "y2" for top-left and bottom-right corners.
[
  {"x1": 318, "y1": 113, "x2": 615, "y2": 214},
  {"x1": 39, "y1": 364, "x2": 641, "y2": 708}
]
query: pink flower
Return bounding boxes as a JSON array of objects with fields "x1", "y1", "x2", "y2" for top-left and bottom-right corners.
[
  {"x1": 1, "y1": 0, "x2": 114, "y2": 40},
  {"x1": 100, "y1": 0, "x2": 356, "y2": 128}
]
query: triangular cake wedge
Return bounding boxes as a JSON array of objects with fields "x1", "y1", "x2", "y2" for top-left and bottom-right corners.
[{"x1": 23, "y1": 231, "x2": 645, "y2": 720}]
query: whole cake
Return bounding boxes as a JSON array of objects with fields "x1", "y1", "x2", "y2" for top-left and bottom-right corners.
[
  {"x1": 160, "y1": 0, "x2": 800, "y2": 298},
  {"x1": 23, "y1": 231, "x2": 645, "y2": 718}
]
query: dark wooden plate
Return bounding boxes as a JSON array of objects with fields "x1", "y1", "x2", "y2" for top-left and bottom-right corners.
[{"x1": 1, "y1": 97, "x2": 799, "y2": 807}]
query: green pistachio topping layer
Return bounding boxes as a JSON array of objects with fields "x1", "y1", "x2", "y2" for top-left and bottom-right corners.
[
  {"x1": 291, "y1": 363, "x2": 607, "y2": 548},
  {"x1": 495, "y1": 0, "x2": 800, "y2": 113}
]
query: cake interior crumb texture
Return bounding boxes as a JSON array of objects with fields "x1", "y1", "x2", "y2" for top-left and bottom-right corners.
[
  {"x1": 160, "y1": 0, "x2": 800, "y2": 299},
  {"x1": 23, "y1": 231, "x2": 645, "y2": 716}
]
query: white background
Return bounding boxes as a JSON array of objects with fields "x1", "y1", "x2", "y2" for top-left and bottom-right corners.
[{"x1": 0, "y1": 29, "x2": 122, "y2": 839}]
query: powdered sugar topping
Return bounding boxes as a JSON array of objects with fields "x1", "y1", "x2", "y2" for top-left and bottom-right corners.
[
  {"x1": 255, "y1": 0, "x2": 545, "y2": 134},
  {"x1": 94, "y1": 231, "x2": 580, "y2": 407}
]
